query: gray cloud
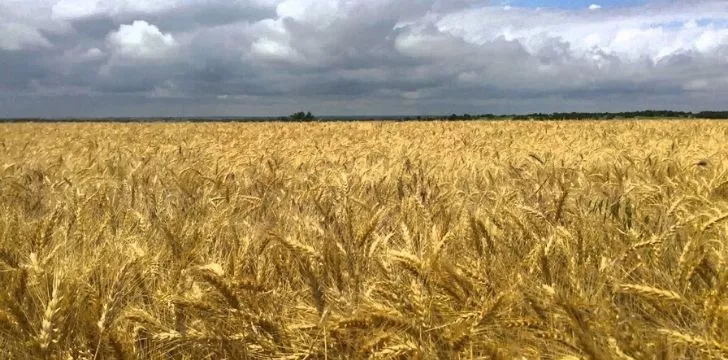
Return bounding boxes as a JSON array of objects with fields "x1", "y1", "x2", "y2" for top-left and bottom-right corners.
[{"x1": 3, "y1": 0, "x2": 728, "y2": 117}]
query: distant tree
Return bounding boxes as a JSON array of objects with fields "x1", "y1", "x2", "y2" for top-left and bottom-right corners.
[{"x1": 289, "y1": 111, "x2": 316, "y2": 121}]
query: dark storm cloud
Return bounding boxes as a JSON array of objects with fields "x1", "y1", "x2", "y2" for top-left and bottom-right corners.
[{"x1": 0, "y1": 50, "x2": 52, "y2": 91}]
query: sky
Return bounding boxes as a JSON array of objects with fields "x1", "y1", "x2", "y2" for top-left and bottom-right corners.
[
  {"x1": 2, "y1": 0, "x2": 728, "y2": 117},
  {"x1": 511, "y1": 0, "x2": 644, "y2": 9}
]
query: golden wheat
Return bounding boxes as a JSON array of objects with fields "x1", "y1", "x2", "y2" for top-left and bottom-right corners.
[{"x1": 0, "y1": 120, "x2": 726, "y2": 358}]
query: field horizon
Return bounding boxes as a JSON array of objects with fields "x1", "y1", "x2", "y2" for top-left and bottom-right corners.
[{"x1": 1, "y1": 110, "x2": 728, "y2": 123}]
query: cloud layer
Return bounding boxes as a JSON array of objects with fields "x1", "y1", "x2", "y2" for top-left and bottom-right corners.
[{"x1": 2, "y1": 0, "x2": 728, "y2": 117}]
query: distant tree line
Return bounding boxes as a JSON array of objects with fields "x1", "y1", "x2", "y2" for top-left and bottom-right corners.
[
  {"x1": 434, "y1": 110, "x2": 704, "y2": 121},
  {"x1": 508, "y1": 110, "x2": 696, "y2": 121},
  {"x1": 389, "y1": 110, "x2": 728, "y2": 121},
  {"x1": 695, "y1": 111, "x2": 728, "y2": 119}
]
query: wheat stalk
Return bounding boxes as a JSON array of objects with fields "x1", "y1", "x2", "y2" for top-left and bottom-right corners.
[
  {"x1": 38, "y1": 273, "x2": 63, "y2": 351},
  {"x1": 615, "y1": 284, "x2": 683, "y2": 302}
]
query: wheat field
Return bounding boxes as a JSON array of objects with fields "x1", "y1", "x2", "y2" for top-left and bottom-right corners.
[{"x1": 0, "y1": 120, "x2": 727, "y2": 359}]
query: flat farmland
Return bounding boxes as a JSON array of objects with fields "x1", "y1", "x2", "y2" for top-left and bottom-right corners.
[{"x1": 1, "y1": 120, "x2": 727, "y2": 359}]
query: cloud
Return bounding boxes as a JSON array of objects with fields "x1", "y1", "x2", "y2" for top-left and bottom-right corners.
[
  {"x1": 106, "y1": 20, "x2": 178, "y2": 60},
  {"x1": 51, "y1": 0, "x2": 185, "y2": 20},
  {"x1": 4, "y1": 0, "x2": 728, "y2": 117},
  {"x1": 0, "y1": 23, "x2": 52, "y2": 51},
  {"x1": 251, "y1": 37, "x2": 301, "y2": 61}
]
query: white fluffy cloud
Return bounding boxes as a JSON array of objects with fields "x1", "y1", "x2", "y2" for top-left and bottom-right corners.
[
  {"x1": 438, "y1": 4, "x2": 728, "y2": 57},
  {"x1": 106, "y1": 20, "x2": 178, "y2": 60}
]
